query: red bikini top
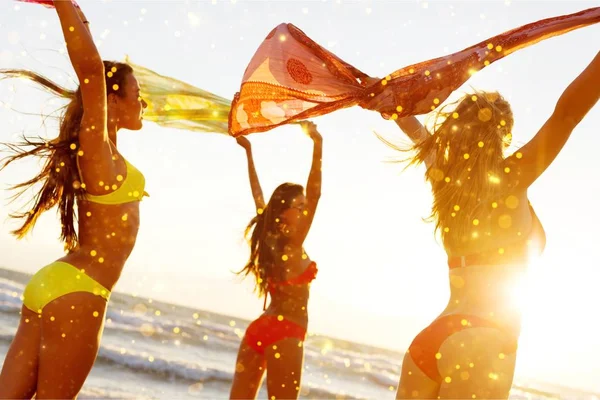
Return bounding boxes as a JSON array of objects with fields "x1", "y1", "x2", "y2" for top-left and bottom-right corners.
[
  {"x1": 263, "y1": 261, "x2": 318, "y2": 310},
  {"x1": 267, "y1": 261, "x2": 318, "y2": 289}
]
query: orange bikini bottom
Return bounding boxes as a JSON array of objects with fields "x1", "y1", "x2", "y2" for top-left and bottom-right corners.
[{"x1": 407, "y1": 314, "x2": 518, "y2": 383}]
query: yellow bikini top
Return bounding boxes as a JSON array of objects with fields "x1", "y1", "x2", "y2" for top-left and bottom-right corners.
[{"x1": 78, "y1": 157, "x2": 149, "y2": 205}]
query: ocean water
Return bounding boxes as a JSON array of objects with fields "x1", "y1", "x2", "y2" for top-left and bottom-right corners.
[{"x1": 0, "y1": 267, "x2": 597, "y2": 400}]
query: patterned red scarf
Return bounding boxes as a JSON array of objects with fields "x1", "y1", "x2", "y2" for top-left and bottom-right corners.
[{"x1": 229, "y1": 7, "x2": 600, "y2": 136}]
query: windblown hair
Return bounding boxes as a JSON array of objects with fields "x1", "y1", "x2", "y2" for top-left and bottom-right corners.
[
  {"x1": 0, "y1": 61, "x2": 133, "y2": 251},
  {"x1": 388, "y1": 91, "x2": 514, "y2": 246},
  {"x1": 237, "y1": 183, "x2": 304, "y2": 297}
]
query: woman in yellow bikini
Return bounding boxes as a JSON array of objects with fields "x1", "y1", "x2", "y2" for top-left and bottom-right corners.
[
  {"x1": 0, "y1": 1, "x2": 148, "y2": 398},
  {"x1": 379, "y1": 50, "x2": 600, "y2": 399}
]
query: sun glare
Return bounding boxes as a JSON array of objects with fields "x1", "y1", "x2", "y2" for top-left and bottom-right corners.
[{"x1": 515, "y1": 250, "x2": 598, "y2": 380}]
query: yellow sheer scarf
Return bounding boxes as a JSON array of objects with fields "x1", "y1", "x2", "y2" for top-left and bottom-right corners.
[{"x1": 126, "y1": 57, "x2": 231, "y2": 135}]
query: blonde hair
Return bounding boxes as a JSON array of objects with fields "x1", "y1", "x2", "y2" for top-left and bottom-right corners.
[{"x1": 398, "y1": 91, "x2": 514, "y2": 246}]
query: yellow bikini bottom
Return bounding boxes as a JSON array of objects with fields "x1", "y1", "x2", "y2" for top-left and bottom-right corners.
[{"x1": 23, "y1": 261, "x2": 110, "y2": 314}]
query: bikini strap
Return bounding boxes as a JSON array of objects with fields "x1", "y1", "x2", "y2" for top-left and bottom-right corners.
[{"x1": 75, "y1": 155, "x2": 85, "y2": 186}]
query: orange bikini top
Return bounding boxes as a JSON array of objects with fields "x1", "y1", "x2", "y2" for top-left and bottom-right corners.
[{"x1": 448, "y1": 205, "x2": 546, "y2": 269}]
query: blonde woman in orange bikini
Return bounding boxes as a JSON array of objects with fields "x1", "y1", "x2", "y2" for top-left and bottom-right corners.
[
  {"x1": 0, "y1": 1, "x2": 148, "y2": 397},
  {"x1": 382, "y1": 50, "x2": 600, "y2": 399}
]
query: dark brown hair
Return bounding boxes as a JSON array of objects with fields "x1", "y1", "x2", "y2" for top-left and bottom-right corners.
[
  {"x1": 1, "y1": 61, "x2": 133, "y2": 251},
  {"x1": 238, "y1": 182, "x2": 304, "y2": 297}
]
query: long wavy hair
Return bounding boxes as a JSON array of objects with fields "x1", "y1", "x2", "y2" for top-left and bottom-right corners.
[
  {"x1": 385, "y1": 91, "x2": 514, "y2": 247},
  {"x1": 0, "y1": 61, "x2": 134, "y2": 251},
  {"x1": 237, "y1": 183, "x2": 305, "y2": 297}
]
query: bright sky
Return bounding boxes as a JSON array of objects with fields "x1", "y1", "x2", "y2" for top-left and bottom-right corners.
[{"x1": 1, "y1": 0, "x2": 599, "y2": 393}]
